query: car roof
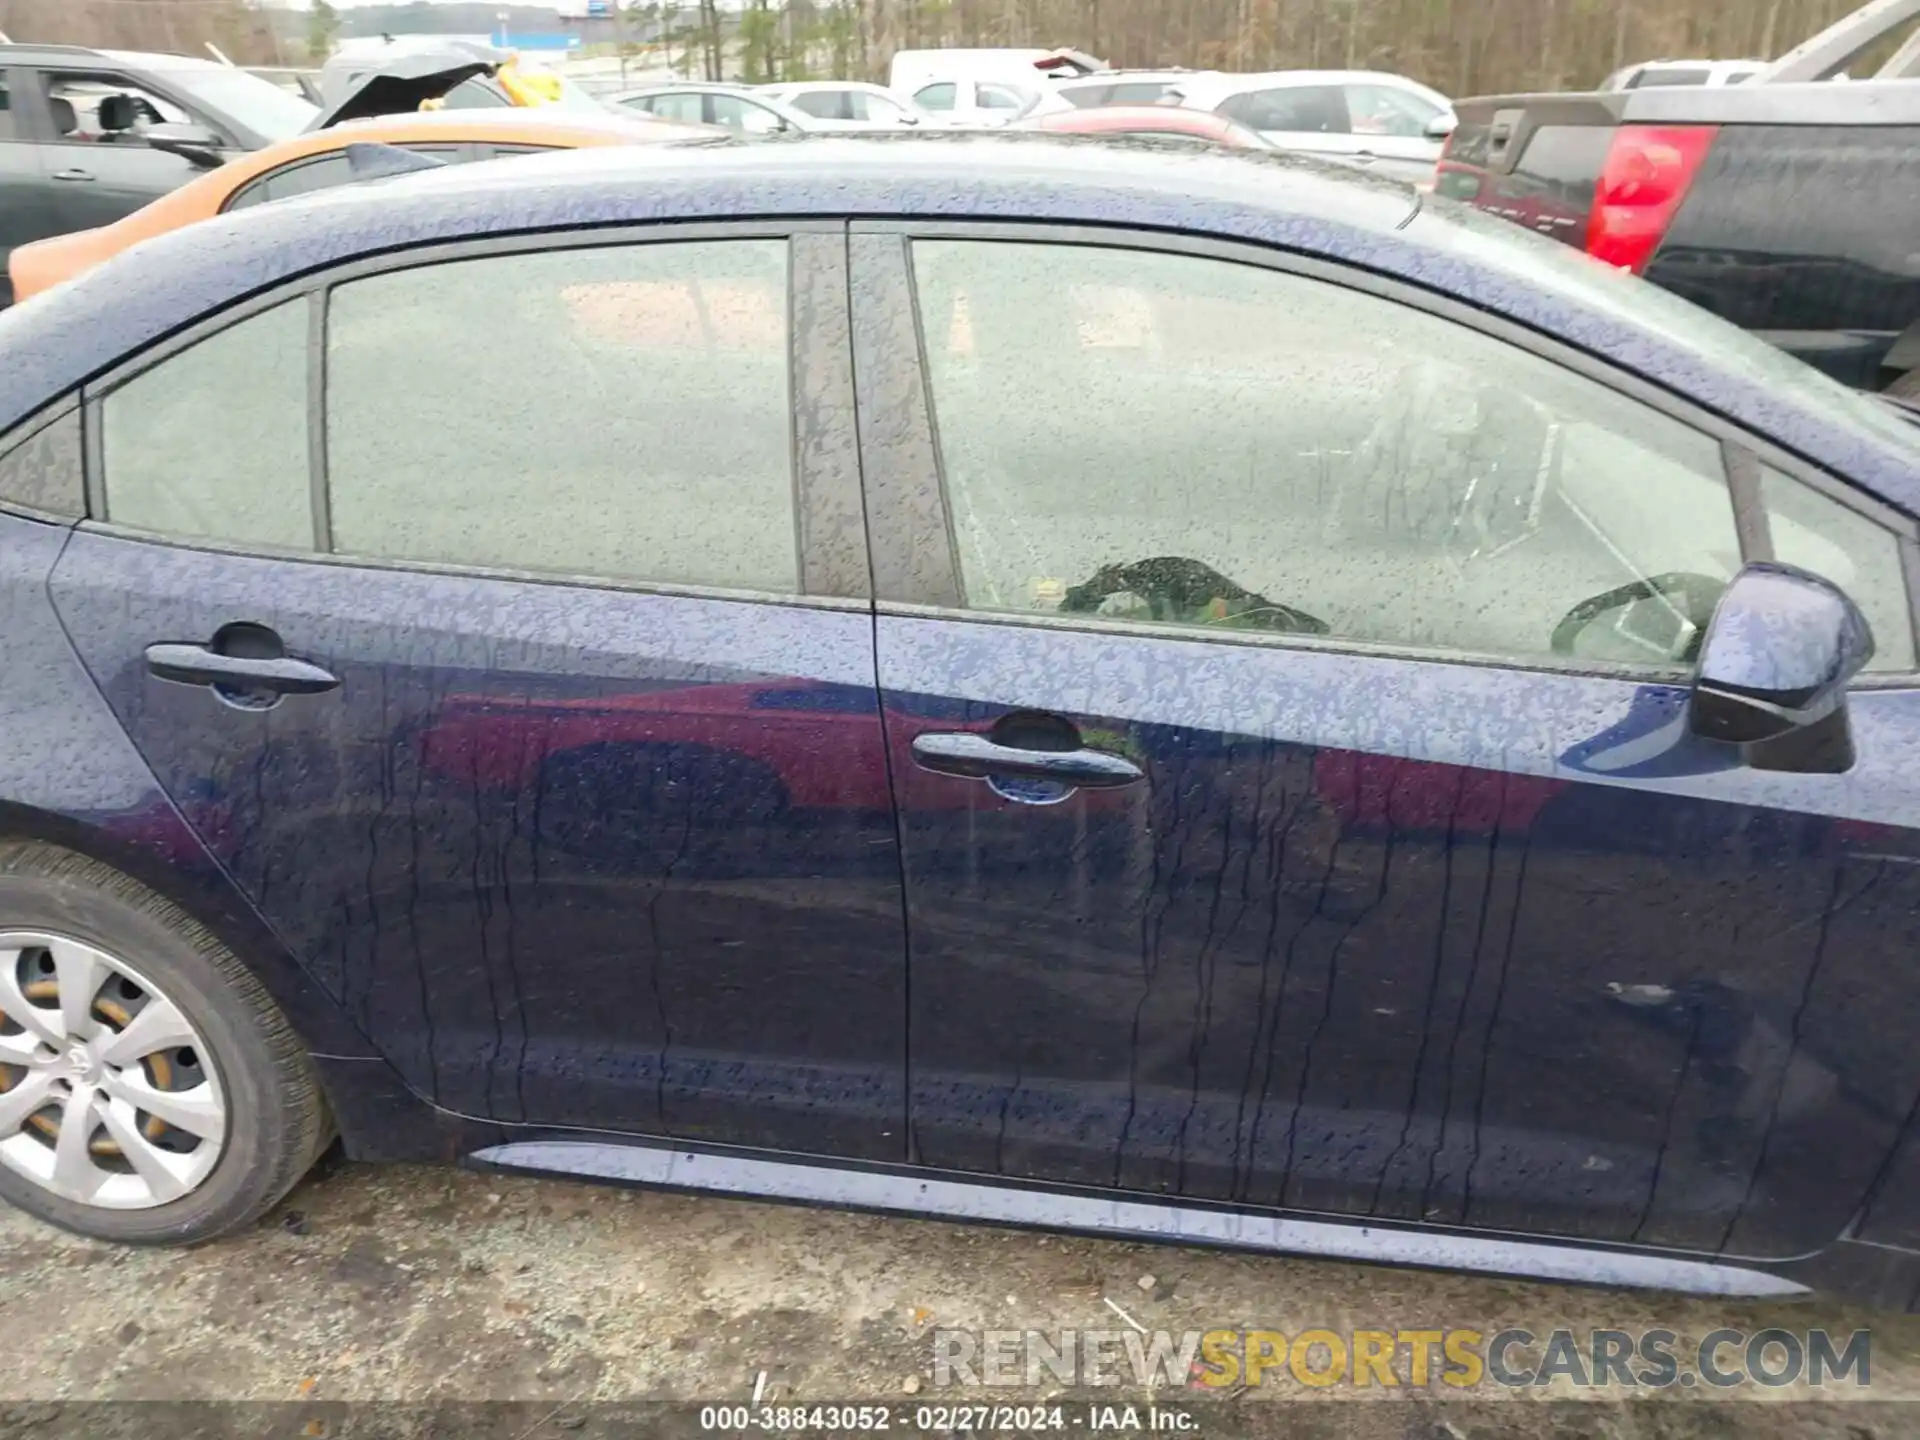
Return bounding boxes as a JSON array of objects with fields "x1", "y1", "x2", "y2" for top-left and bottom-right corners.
[
  {"x1": 326, "y1": 108, "x2": 704, "y2": 138},
  {"x1": 1173, "y1": 69, "x2": 1450, "y2": 101},
  {"x1": 1029, "y1": 106, "x2": 1256, "y2": 141},
  {"x1": 617, "y1": 82, "x2": 768, "y2": 95},
  {"x1": 0, "y1": 43, "x2": 224, "y2": 71},
  {"x1": 0, "y1": 133, "x2": 1908, "y2": 504},
  {"x1": 97, "y1": 49, "x2": 231, "y2": 73},
  {"x1": 1057, "y1": 70, "x2": 1205, "y2": 85},
  {"x1": 767, "y1": 80, "x2": 890, "y2": 90}
]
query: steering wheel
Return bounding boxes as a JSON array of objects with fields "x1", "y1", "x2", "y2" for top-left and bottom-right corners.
[
  {"x1": 1549, "y1": 572, "x2": 1727, "y2": 662},
  {"x1": 1061, "y1": 557, "x2": 1330, "y2": 636}
]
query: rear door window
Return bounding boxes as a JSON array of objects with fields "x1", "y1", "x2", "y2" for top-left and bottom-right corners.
[
  {"x1": 788, "y1": 90, "x2": 851, "y2": 120},
  {"x1": 0, "y1": 76, "x2": 18, "y2": 140},
  {"x1": 324, "y1": 238, "x2": 799, "y2": 593},
  {"x1": 99, "y1": 300, "x2": 313, "y2": 550},
  {"x1": 977, "y1": 84, "x2": 1031, "y2": 112},
  {"x1": 1109, "y1": 81, "x2": 1179, "y2": 104},
  {"x1": 1062, "y1": 84, "x2": 1114, "y2": 108},
  {"x1": 641, "y1": 92, "x2": 704, "y2": 124},
  {"x1": 1630, "y1": 67, "x2": 1713, "y2": 88}
]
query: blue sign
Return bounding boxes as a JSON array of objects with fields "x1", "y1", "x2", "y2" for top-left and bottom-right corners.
[{"x1": 491, "y1": 30, "x2": 584, "y2": 50}]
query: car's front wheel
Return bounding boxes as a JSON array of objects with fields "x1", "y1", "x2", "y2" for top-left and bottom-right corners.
[{"x1": 0, "y1": 841, "x2": 330, "y2": 1244}]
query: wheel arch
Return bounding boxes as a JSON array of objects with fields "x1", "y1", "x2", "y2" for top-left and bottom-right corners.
[{"x1": 0, "y1": 795, "x2": 379, "y2": 1065}]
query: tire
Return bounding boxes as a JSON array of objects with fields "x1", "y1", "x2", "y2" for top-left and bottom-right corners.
[
  {"x1": 1889, "y1": 368, "x2": 1920, "y2": 401},
  {"x1": 0, "y1": 841, "x2": 330, "y2": 1245}
]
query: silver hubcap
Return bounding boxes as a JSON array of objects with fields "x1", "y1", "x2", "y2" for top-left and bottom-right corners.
[{"x1": 0, "y1": 933, "x2": 226, "y2": 1209}]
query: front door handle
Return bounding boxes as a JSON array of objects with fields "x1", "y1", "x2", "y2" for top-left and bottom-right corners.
[
  {"x1": 145, "y1": 642, "x2": 339, "y2": 696},
  {"x1": 51, "y1": 168, "x2": 96, "y2": 182},
  {"x1": 910, "y1": 731, "x2": 1144, "y2": 789}
]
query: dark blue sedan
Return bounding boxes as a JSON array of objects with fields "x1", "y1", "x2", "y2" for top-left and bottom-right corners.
[{"x1": 2, "y1": 135, "x2": 1919, "y2": 1308}]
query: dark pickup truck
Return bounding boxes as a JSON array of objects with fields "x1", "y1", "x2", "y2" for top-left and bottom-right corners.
[{"x1": 1438, "y1": 0, "x2": 1920, "y2": 394}]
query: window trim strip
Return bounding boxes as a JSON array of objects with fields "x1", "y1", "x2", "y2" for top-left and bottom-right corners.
[
  {"x1": 848, "y1": 230, "x2": 960, "y2": 609},
  {"x1": 306, "y1": 286, "x2": 332, "y2": 552},
  {"x1": 790, "y1": 228, "x2": 869, "y2": 600},
  {"x1": 1726, "y1": 441, "x2": 1774, "y2": 563}
]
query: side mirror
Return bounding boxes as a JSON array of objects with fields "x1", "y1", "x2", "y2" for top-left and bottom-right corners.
[
  {"x1": 1688, "y1": 563, "x2": 1874, "y2": 773},
  {"x1": 144, "y1": 122, "x2": 226, "y2": 168},
  {"x1": 1423, "y1": 114, "x2": 1457, "y2": 142}
]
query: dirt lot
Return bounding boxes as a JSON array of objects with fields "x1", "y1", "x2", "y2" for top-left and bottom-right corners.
[{"x1": 3, "y1": 1154, "x2": 1919, "y2": 1438}]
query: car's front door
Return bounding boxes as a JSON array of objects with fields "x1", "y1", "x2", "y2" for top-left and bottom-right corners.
[
  {"x1": 50, "y1": 225, "x2": 911, "y2": 1159},
  {"x1": 28, "y1": 70, "x2": 223, "y2": 233},
  {"x1": 855, "y1": 224, "x2": 1920, "y2": 1260},
  {"x1": 1338, "y1": 82, "x2": 1448, "y2": 179}
]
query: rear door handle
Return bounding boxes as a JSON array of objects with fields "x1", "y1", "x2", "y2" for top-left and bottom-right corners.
[
  {"x1": 910, "y1": 731, "x2": 1144, "y2": 789},
  {"x1": 51, "y1": 168, "x2": 95, "y2": 182},
  {"x1": 145, "y1": 642, "x2": 339, "y2": 696}
]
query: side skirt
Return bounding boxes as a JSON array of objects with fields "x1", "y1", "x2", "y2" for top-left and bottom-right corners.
[{"x1": 470, "y1": 1139, "x2": 1810, "y2": 1300}]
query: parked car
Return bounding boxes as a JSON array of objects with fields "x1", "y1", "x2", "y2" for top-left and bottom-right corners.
[
  {"x1": 758, "y1": 81, "x2": 927, "y2": 129},
  {"x1": 1020, "y1": 104, "x2": 1273, "y2": 150},
  {"x1": 887, "y1": 46, "x2": 1101, "y2": 102},
  {"x1": 1600, "y1": 58, "x2": 1767, "y2": 91},
  {"x1": 1163, "y1": 70, "x2": 1455, "y2": 182},
  {"x1": 8, "y1": 108, "x2": 720, "y2": 303},
  {"x1": 317, "y1": 39, "x2": 608, "y2": 116},
  {"x1": 610, "y1": 82, "x2": 814, "y2": 135},
  {"x1": 4, "y1": 135, "x2": 1920, "y2": 1312},
  {"x1": 1442, "y1": 0, "x2": 1920, "y2": 392},
  {"x1": 0, "y1": 43, "x2": 321, "y2": 303},
  {"x1": 902, "y1": 75, "x2": 1043, "y2": 126}
]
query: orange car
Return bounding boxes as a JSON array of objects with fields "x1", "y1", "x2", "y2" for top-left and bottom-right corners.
[{"x1": 8, "y1": 107, "x2": 719, "y2": 302}]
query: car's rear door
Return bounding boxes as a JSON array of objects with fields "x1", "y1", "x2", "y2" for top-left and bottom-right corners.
[
  {"x1": 855, "y1": 221, "x2": 1920, "y2": 1259},
  {"x1": 49, "y1": 223, "x2": 910, "y2": 1159},
  {"x1": 0, "y1": 70, "x2": 57, "y2": 304}
]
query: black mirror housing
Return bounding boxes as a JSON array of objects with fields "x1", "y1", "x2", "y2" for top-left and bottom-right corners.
[
  {"x1": 1688, "y1": 562, "x2": 1874, "y2": 773},
  {"x1": 143, "y1": 123, "x2": 226, "y2": 168}
]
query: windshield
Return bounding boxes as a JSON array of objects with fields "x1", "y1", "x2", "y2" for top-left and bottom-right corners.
[
  {"x1": 155, "y1": 66, "x2": 318, "y2": 141},
  {"x1": 1422, "y1": 196, "x2": 1920, "y2": 465}
]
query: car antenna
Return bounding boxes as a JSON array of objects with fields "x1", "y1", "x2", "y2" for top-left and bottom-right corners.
[{"x1": 205, "y1": 42, "x2": 237, "y2": 67}]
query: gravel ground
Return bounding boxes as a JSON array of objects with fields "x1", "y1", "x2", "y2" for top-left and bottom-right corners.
[{"x1": 2, "y1": 1155, "x2": 1919, "y2": 1438}]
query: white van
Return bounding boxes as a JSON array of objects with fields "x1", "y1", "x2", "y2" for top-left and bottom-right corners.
[{"x1": 887, "y1": 47, "x2": 1104, "y2": 125}]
